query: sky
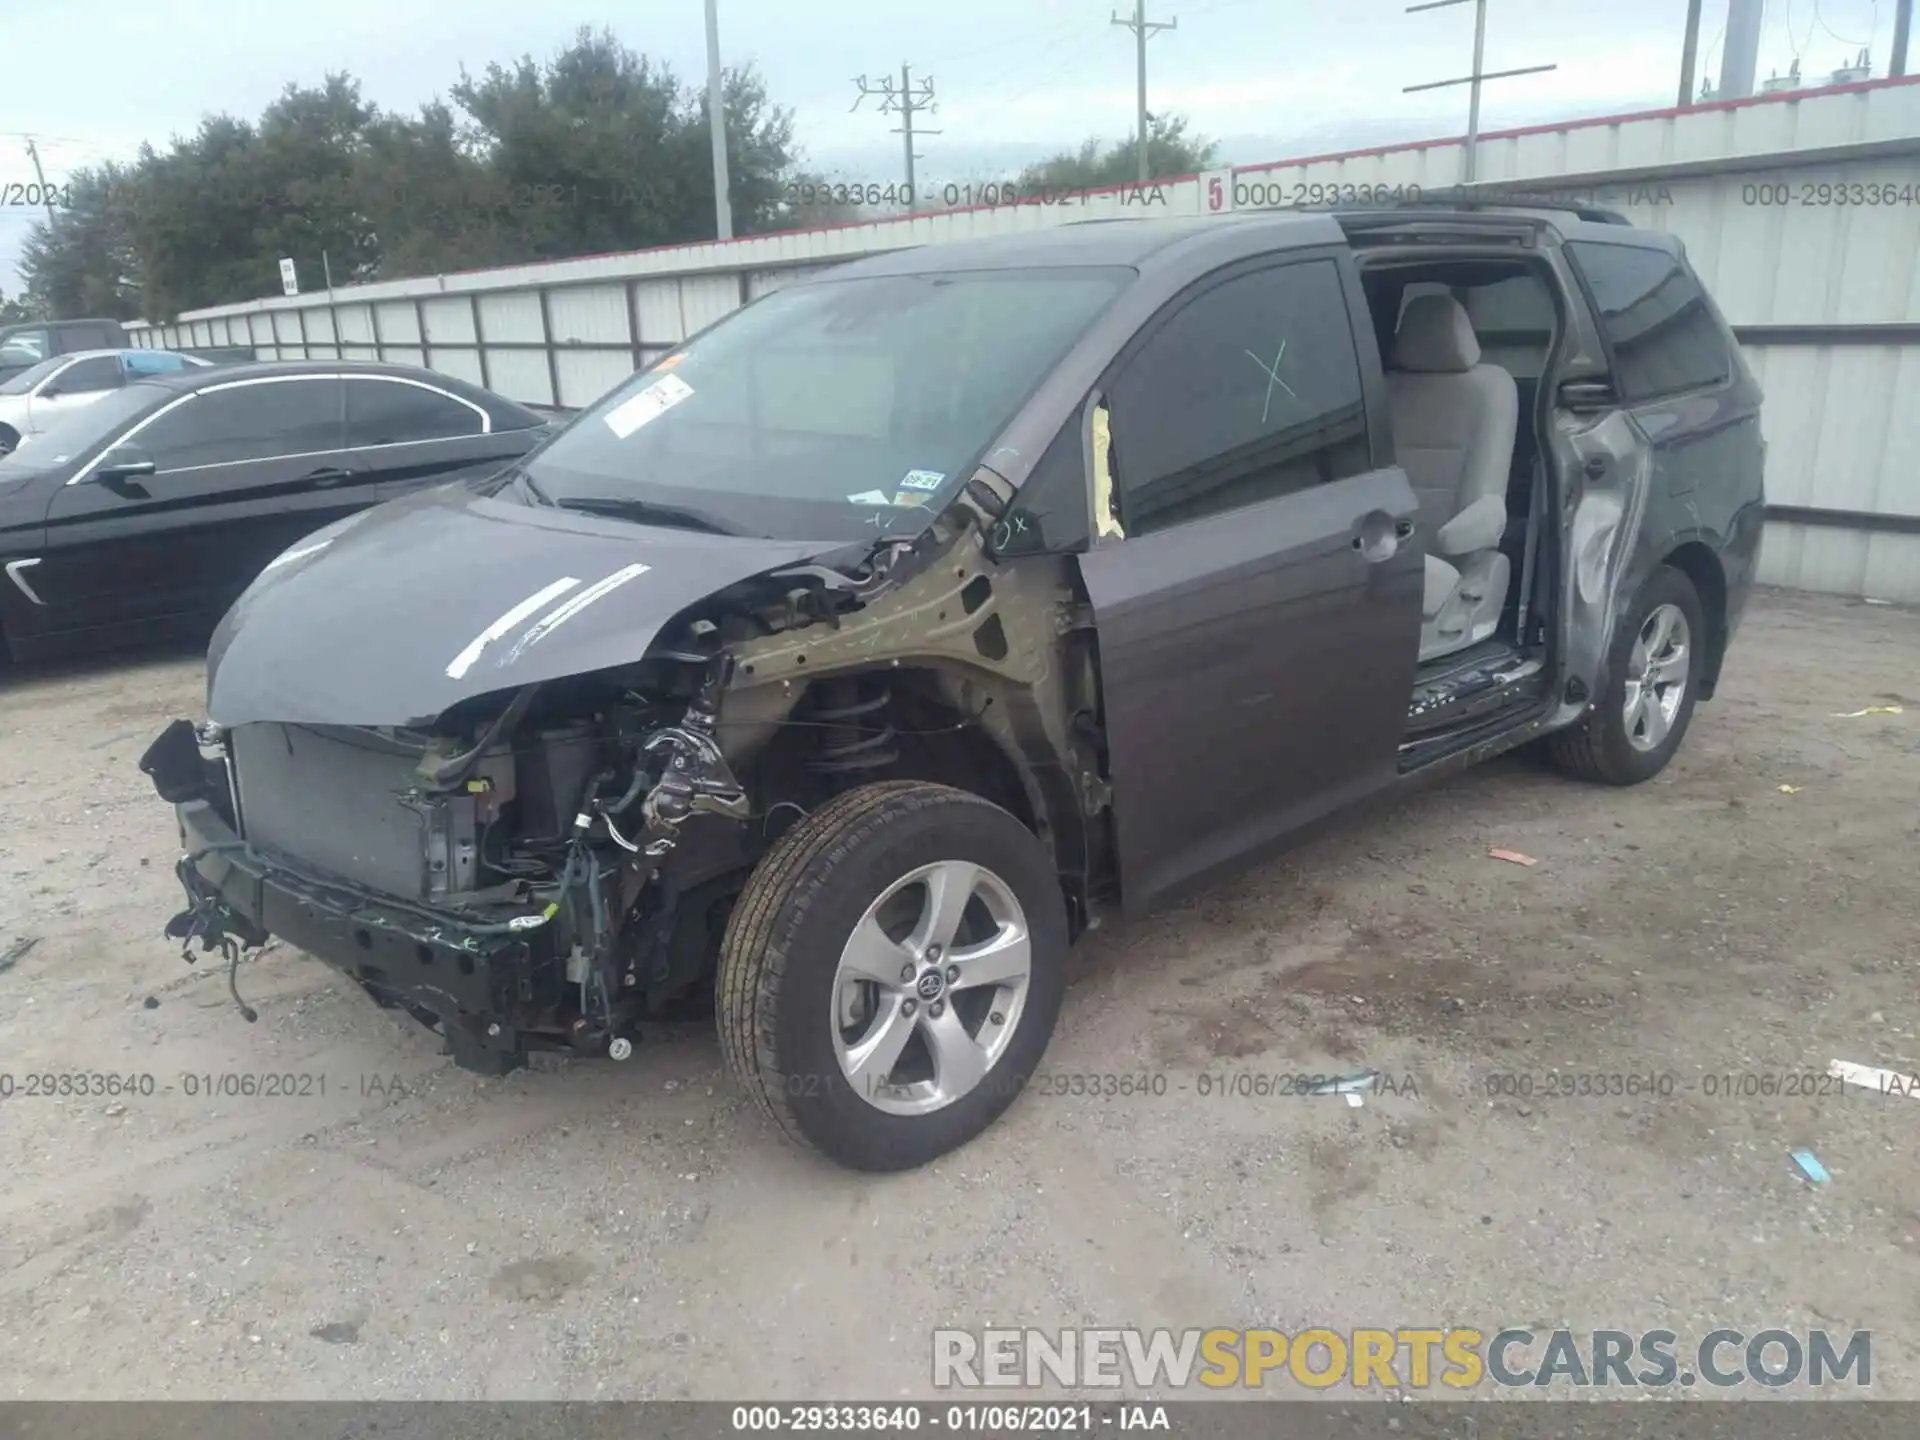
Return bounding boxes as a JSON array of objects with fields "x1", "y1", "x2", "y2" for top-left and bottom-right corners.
[{"x1": 0, "y1": 0, "x2": 1903, "y2": 299}]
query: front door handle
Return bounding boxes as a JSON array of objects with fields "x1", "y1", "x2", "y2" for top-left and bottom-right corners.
[{"x1": 302, "y1": 466, "x2": 354, "y2": 487}]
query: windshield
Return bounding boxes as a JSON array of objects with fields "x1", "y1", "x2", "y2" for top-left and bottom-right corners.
[
  {"x1": 522, "y1": 267, "x2": 1129, "y2": 540},
  {"x1": 0, "y1": 356, "x2": 70, "y2": 396}
]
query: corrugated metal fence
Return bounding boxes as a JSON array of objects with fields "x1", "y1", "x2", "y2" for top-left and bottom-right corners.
[{"x1": 129, "y1": 77, "x2": 1920, "y2": 602}]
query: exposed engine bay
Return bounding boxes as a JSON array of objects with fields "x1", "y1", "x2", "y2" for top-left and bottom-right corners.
[{"x1": 144, "y1": 501, "x2": 1108, "y2": 1075}]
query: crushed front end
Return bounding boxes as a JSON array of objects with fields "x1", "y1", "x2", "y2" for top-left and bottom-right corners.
[{"x1": 141, "y1": 656, "x2": 754, "y2": 1075}]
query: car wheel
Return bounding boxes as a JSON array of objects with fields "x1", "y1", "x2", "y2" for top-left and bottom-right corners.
[
  {"x1": 0, "y1": 425, "x2": 16, "y2": 456},
  {"x1": 1547, "y1": 564, "x2": 1706, "y2": 785},
  {"x1": 717, "y1": 779, "x2": 1067, "y2": 1172}
]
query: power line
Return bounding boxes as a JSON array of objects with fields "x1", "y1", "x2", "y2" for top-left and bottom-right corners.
[
  {"x1": 852, "y1": 67, "x2": 941, "y2": 208},
  {"x1": 939, "y1": 8, "x2": 1088, "y2": 69},
  {"x1": 1403, "y1": 0, "x2": 1557, "y2": 184},
  {"x1": 1111, "y1": 1, "x2": 1178, "y2": 184},
  {"x1": 1813, "y1": 0, "x2": 1873, "y2": 46}
]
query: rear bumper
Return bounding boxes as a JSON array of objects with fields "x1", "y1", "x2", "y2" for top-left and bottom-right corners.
[{"x1": 171, "y1": 796, "x2": 556, "y2": 1072}]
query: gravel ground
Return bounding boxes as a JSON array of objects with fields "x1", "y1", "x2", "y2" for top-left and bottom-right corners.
[{"x1": 0, "y1": 588, "x2": 1916, "y2": 1402}]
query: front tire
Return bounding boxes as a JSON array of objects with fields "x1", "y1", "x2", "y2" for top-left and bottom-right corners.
[
  {"x1": 717, "y1": 780, "x2": 1068, "y2": 1172},
  {"x1": 1547, "y1": 564, "x2": 1705, "y2": 785}
]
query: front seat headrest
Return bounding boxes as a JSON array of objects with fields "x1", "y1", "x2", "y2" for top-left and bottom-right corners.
[{"x1": 1391, "y1": 293, "x2": 1482, "y2": 373}]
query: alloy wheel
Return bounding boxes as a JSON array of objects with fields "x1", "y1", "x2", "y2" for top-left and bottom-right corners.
[
  {"x1": 1623, "y1": 601, "x2": 1691, "y2": 752},
  {"x1": 830, "y1": 859, "x2": 1033, "y2": 1117}
]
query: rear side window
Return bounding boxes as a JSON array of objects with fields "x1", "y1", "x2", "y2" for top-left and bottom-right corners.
[
  {"x1": 138, "y1": 378, "x2": 345, "y2": 470},
  {"x1": 345, "y1": 377, "x2": 485, "y2": 445},
  {"x1": 1569, "y1": 241, "x2": 1730, "y2": 401},
  {"x1": 1107, "y1": 258, "x2": 1371, "y2": 534},
  {"x1": 51, "y1": 356, "x2": 124, "y2": 394}
]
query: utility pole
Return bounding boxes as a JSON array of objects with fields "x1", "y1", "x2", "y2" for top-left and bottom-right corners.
[
  {"x1": 1111, "y1": 2, "x2": 1177, "y2": 183},
  {"x1": 1720, "y1": 0, "x2": 1765, "y2": 98},
  {"x1": 1893, "y1": 0, "x2": 1914, "y2": 78},
  {"x1": 1403, "y1": 0, "x2": 1556, "y2": 186},
  {"x1": 705, "y1": 0, "x2": 734, "y2": 239},
  {"x1": 1677, "y1": 0, "x2": 1705, "y2": 107},
  {"x1": 22, "y1": 138, "x2": 58, "y2": 229},
  {"x1": 852, "y1": 67, "x2": 940, "y2": 209}
]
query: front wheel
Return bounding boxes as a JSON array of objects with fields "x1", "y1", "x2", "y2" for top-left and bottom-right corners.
[
  {"x1": 1547, "y1": 564, "x2": 1706, "y2": 785},
  {"x1": 717, "y1": 779, "x2": 1067, "y2": 1171}
]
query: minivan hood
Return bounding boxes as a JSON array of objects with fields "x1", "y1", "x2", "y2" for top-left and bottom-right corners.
[{"x1": 206, "y1": 483, "x2": 837, "y2": 728}]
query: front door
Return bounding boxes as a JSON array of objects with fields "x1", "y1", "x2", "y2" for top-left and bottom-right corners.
[
  {"x1": 28, "y1": 354, "x2": 125, "y2": 436},
  {"x1": 37, "y1": 375, "x2": 362, "y2": 639},
  {"x1": 1077, "y1": 254, "x2": 1425, "y2": 914}
]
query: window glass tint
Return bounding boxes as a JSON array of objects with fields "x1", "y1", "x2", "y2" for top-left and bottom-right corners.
[
  {"x1": 53, "y1": 356, "x2": 124, "y2": 394},
  {"x1": 138, "y1": 378, "x2": 344, "y2": 470},
  {"x1": 345, "y1": 378, "x2": 485, "y2": 445},
  {"x1": 1569, "y1": 241, "x2": 1729, "y2": 400},
  {"x1": 1108, "y1": 259, "x2": 1371, "y2": 533},
  {"x1": 995, "y1": 411, "x2": 1092, "y2": 556},
  {"x1": 1462, "y1": 274, "x2": 1556, "y2": 380}
]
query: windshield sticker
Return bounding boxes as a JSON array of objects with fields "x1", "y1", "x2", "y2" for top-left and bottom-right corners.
[
  {"x1": 653, "y1": 353, "x2": 687, "y2": 371},
  {"x1": 846, "y1": 489, "x2": 892, "y2": 505},
  {"x1": 898, "y1": 469, "x2": 945, "y2": 492},
  {"x1": 604, "y1": 373, "x2": 694, "y2": 439},
  {"x1": 892, "y1": 491, "x2": 929, "y2": 507}
]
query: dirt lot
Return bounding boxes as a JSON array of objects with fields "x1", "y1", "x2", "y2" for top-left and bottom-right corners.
[{"x1": 1, "y1": 588, "x2": 1916, "y2": 1402}]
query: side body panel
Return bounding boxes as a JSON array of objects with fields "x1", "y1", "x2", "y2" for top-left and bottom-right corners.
[{"x1": 1549, "y1": 227, "x2": 1765, "y2": 716}]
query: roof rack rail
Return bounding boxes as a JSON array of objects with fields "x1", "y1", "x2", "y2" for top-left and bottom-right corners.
[{"x1": 1313, "y1": 187, "x2": 1633, "y2": 226}]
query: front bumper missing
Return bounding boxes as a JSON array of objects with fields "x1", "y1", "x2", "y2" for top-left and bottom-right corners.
[{"x1": 167, "y1": 797, "x2": 557, "y2": 1075}]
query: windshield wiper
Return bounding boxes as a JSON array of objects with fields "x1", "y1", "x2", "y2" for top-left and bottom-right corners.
[{"x1": 551, "y1": 495, "x2": 743, "y2": 536}]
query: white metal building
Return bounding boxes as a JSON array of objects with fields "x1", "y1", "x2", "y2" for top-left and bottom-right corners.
[{"x1": 129, "y1": 76, "x2": 1920, "y2": 602}]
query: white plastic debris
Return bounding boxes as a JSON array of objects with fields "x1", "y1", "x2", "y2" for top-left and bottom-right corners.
[{"x1": 1827, "y1": 1059, "x2": 1920, "y2": 1098}]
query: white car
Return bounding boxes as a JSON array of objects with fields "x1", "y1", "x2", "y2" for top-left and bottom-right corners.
[{"x1": 0, "y1": 348, "x2": 210, "y2": 454}]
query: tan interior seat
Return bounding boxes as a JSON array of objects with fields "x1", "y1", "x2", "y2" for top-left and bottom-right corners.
[{"x1": 1384, "y1": 294, "x2": 1519, "y2": 662}]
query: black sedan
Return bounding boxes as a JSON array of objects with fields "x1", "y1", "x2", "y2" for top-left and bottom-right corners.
[{"x1": 0, "y1": 360, "x2": 550, "y2": 661}]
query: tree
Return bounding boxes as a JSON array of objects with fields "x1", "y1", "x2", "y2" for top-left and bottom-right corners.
[
  {"x1": 15, "y1": 28, "x2": 810, "y2": 320},
  {"x1": 1015, "y1": 113, "x2": 1217, "y2": 191},
  {"x1": 0, "y1": 290, "x2": 37, "y2": 326},
  {"x1": 16, "y1": 164, "x2": 141, "y2": 319},
  {"x1": 450, "y1": 26, "x2": 799, "y2": 256}
]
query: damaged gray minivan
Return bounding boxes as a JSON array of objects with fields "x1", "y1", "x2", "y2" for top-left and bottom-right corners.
[{"x1": 143, "y1": 205, "x2": 1764, "y2": 1170}]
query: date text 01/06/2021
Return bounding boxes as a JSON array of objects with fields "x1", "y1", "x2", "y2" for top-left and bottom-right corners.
[{"x1": 0, "y1": 1071, "x2": 411, "y2": 1101}]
